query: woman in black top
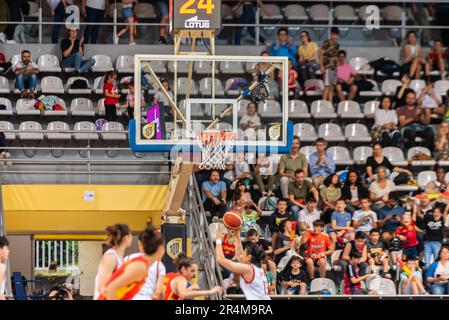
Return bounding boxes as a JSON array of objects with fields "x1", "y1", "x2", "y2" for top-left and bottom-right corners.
[
  {"x1": 342, "y1": 170, "x2": 369, "y2": 213},
  {"x1": 365, "y1": 143, "x2": 412, "y2": 182},
  {"x1": 424, "y1": 208, "x2": 445, "y2": 268}
]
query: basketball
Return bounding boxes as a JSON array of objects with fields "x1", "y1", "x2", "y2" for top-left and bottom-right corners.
[{"x1": 223, "y1": 210, "x2": 243, "y2": 230}]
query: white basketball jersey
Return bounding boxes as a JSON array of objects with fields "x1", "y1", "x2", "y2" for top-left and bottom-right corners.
[
  {"x1": 239, "y1": 264, "x2": 270, "y2": 300},
  {"x1": 0, "y1": 262, "x2": 6, "y2": 296},
  {"x1": 93, "y1": 249, "x2": 124, "y2": 300},
  {"x1": 125, "y1": 253, "x2": 166, "y2": 300}
]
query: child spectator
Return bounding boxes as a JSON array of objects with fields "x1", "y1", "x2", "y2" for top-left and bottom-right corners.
[
  {"x1": 343, "y1": 252, "x2": 377, "y2": 295},
  {"x1": 298, "y1": 197, "x2": 321, "y2": 233},
  {"x1": 340, "y1": 231, "x2": 368, "y2": 275},
  {"x1": 329, "y1": 199, "x2": 354, "y2": 244},
  {"x1": 260, "y1": 259, "x2": 276, "y2": 295},
  {"x1": 352, "y1": 198, "x2": 378, "y2": 234},
  {"x1": 320, "y1": 173, "x2": 342, "y2": 222},
  {"x1": 121, "y1": 82, "x2": 145, "y2": 121},
  {"x1": 400, "y1": 256, "x2": 427, "y2": 295},
  {"x1": 279, "y1": 59, "x2": 300, "y2": 98},
  {"x1": 274, "y1": 220, "x2": 294, "y2": 265},
  {"x1": 367, "y1": 228, "x2": 391, "y2": 277},
  {"x1": 281, "y1": 256, "x2": 307, "y2": 295},
  {"x1": 425, "y1": 39, "x2": 447, "y2": 80},
  {"x1": 335, "y1": 50, "x2": 358, "y2": 102},
  {"x1": 103, "y1": 71, "x2": 120, "y2": 121},
  {"x1": 115, "y1": 0, "x2": 137, "y2": 45},
  {"x1": 152, "y1": 78, "x2": 174, "y2": 116},
  {"x1": 240, "y1": 203, "x2": 261, "y2": 237},
  {"x1": 252, "y1": 152, "x2": 276, "y2": 196},
  {"x1": 245, "y1": 228, "x2": 273, "y2": 256},
  {"x1": 300, "y1": 219, "x2": 334, "y2": 280},
  {"x1": 394, "y1": 214, "x2": 421, "y2": 260},
  {"x1": 268, "y1": 199, "x2": 296, "y2": 248}
]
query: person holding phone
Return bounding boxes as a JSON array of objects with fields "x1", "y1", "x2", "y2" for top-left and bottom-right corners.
[{"x1": 425, "y1": 246, "x2": 449, "y2": 295}]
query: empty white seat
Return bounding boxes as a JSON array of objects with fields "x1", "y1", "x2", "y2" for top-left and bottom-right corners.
[
  {"x1": 334, "y1": 5, "x2": 358, "y2": 21},
  {"x1": 382, "y1": 146, "x2": 407, "y2": 166},
  {"x1": 382, "y1": 5, "x2": 404, "y2": 23},
  {"x1": 0, "y1": 121, "x2": 15, "y2": 140},
  {"x1": 148, "y1": 60, "x2": 166, "y2": 73},
  {"x1": 71, "y1": 98, "x2": 95, "y2": 117},
  {"x1": 288, "y1": 100, "x2": 310, "y2": 119},
  {"x1": 364, "y1": 100, "x2": 379, "y2": 118},
  {"x1": 258, "y1": 100, "x2": 281, "y2": 118},
  {"x1": 409, "y1": 79, "x2": 426, "y2": 95},
  {"x1": 16, "y1": 98, "x2": 40, "y2": 116},
  {"x1": 92, "y1": 54, "x2": 114, "y2": 72},
  {"x1": 40, "y1": 76, "x2": 64, "y2": 94},
  {"x1": 44, "y1": 98, "x2": 68, "y2": 116},
  {"x1": 179, "y1": 99, "x2": 203, "y2": 117},
  {"x1": 368, "y1": 277, "x2": 396, "y2": 295},
  {"x1": 37, "y1": 54, "x2": 61, "y2": 72},
  {"x1": 353, "y1": 146, "x2": 373, "y2": 164},
  {"x1": 318, "y1": 123, "x2": 345, "y2": 142},
  {"x1": 0, "y1": 76, "x2": 10, "y2": 93},
  {"x1": 177, "y1": 78, "x2": 198, "y2": 95},
  {"x1": 304, "y1": 79, "x2": 324, "y2": 96},
  {"x1": 349, "y1": 57, "x2": 374, "y2": 76},
  {"x1": 310, "y1": 278, "x2": 336, "y2": 294},
  {"x1": 337, "y1": 100, "x2": 364, "y2": 119},
  {"x1": 360, "y1": 79, "x2": 382, "y2": 97},
  {"x1": 381, "y1": 79, "x2": 402, "y2": 95},
  {"x1": 195, "y1": 60, "x2": 218, "y2": 75},
  {"x1": 116, "y1": 55, "x2": 134, "y2": 73},
  {"x1": 74, "y1": 121, "x2": 99, "y2": 141},
  {"x1": 0, "y1": 98, "x2": 13, "y2": 116},
  {"x1": 331, "y1": 250, "x2": 342, "y2": 272},
  {"x1": 417, "y1": 171, "x2": 437, "y2": 189},
  {"x1": 311, "y1": 100, "x2": 336, "y2": 119},
  {"x1": 67, "y1": 77, "x2": 91, "y2": 94},
  {"x1": 97, "y1": 98, "x2": 123, "y2": 116},
  {"x1": 294, "y1": 123, "x2": 317, "y2": 142},
  {"x1": 47, "y1": 121, "x2": 71, "y2": 140},
  {"x1": 345, "y1": 123, "x2": 371, "y2": 143},
  {"x1": 199, "y1": 78, "x2": 225, "y2": 96},
  {"x1": 309, "y1": 4, "x2": 330, "y2": 21},
  {"x1": 19, "y1": 121, "x2": 44, "y2": 140},
  {"x1": 434, "y1": 80, "x2": 449, "y2": 97},
  {"x1": 328, "y1": 146, "x2": 353, "y2": 165},
  {"x1": 167, "y1": 60, "x2": 189, "y2": 73},
  {"x1": 261, "y1": 4, "x2": 283, "y2": 20},
  {"x1": 283, "y1": 4, "x2": 308, "y2": 21},
  {"x1": 300, "y1": 146, "x2": 317, "y2": 161},
  {"x1": 219, "y1": 61, "x2": 244, "y2": 74},
  {"x1": 134, "y1": 2, "x2": 156, "y2": 18},
  {"x1": 101, "y1": 121, "x2": 127, "y2": 141},
  {"x1": 407, "y1": 147, "x2": 435, "y2": 166},
  {"x1": 93, "y1": 76, "x2": 104, "y2": 94}
]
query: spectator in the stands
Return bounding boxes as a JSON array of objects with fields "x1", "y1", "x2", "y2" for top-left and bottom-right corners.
[
  {"x1": 239, "y1": 102, "x2": 261, "y2": 139},
  {"x1": 329, "y1": 198, "x2": 354, "y2": 244},
  {"x1": 114, "y1": 0, "x2": 137, "y2": 45},
  {"x1": 288, "y1": 169, "x2": 319, "y2": 219},
  {"x1": 335, "y1": 50, "x2": 358, "y2": 102},
  {"x1": 233, "y1": 181, "x2": 260, "y2": 213},
  {"x1": 400, "y1": 256, "x2": 427, "y2": 295},
  {"x1": 245, "y1": 228, "x2": 274, "y2": 256},
  {"x1": 435, "y1": 4, "x2": 449, "y2": 47},
  {"x1": 340, "y1": 231, "x2": 368, "y2": 275},
  {"x1": 369, "y1": 166, "x2": 396, "y2": 212},
  {"x1": 278, "y1": 59, "x2": 300, "y2": 99},
  {"x1": 13, "y1": 50, "x2": 39, "y2": 98},
  {"x1": 49, "y1": 0, "x2": 72, "y2": 44},
  {"x1": 377, "y1": 192, "x2": 406, "y2": 242},
  {"x1": 365, "y1": 143, "x2": 412, "y2": 183},
  {"x1": 240, "y1": 202, "x2": 261, "y2": 237},
  {"x1": 418, "y1": 82, "x2": 443, "y2": 124},
  {"x1": 281, "y1": 256, "x2": 307, "y2": 295},
  {"x1": 309, "y1": 137, "x2": 335, "y2": 187},
  {"x1": 201, "y1": 170, "x2": 227, "y2": 218},
  {"x1": 278, "y1": 136, "x2": 308, "y2": 199},
  {"x1": 61, "y1": 28, "x2": 95, "y2": 74},
  {"x1": 342, "y1": 170, "x2": 369, "y2": 213},
  {"x1": 400, "y1": 31, "x2": 427, "y2": 80},
  {"x1": 297, "y1": 30, "x2": 320, "y2": 85},
  {"x1": 0, "y1": 52, "x2": 12, "y2": 75},
  {"x1": 82, "y1": 0, "x2": 109, "y2": 44},
  {"x1": 374, "y1": 96, "x2": 401, "y2": 147},
  {"x1": 154, "y1": 0, "x2": 170, "y2": 44},
  {"x1": 412, "y1": 195, "x2": 433, "y2": 246},
  {"x1": 393, "y1": 75, "x2": 414, "y2": 109},
  {"x1": 253, "y1": 153, "x2": 276, "y2": 196},
  {"x1": 320, "y1": 173, "x2": 342, "y2": 222},
  {"x1": 435, "y1": 166, "x2": 449, "y2": 192},
  {"x1": 269, "y1": 28, "x2": 298, "y2": 65},
  {"x1": 252, "y1": 51, "x2": 278, "y2": 98},
  {"x1": 366, "y1": 228, "x2": 390, "y2": 277},
  {"x1": 352, "y1": 198, "x2": 377, "y2": 234},
  {"x1": 343, "y1": 252, "x2": 377, "y2": 295},
  {"x1": 411, "y1": 3, "x2": 432, "y2": 46},
  {"x1": 268, "y1": 198, "x2": 295, "y2": 248},
  {"x1": 225, "y1": 153, "x2": 251, "y2": 192},
  {"x1": 397, "y1": 91, "x2": 435, "y2": 150},
  {"x1": 394, "y1": 214, "x2": 420, "y2": 260},
  {"x1": 320, "y1": 27, "x2": 340, "y2": 102},
  {"x1": 233, "y1": 0, "x2": 269, "y2": 45},
  {"x1": 436, "y1": 122, "x2": 449, "y2": 161},
  {"x1": 153, "y1": 78, "x2": 173, "y2": 116},
  {"x1": 425, "y1": 246, "x2": 449, "y2": 295},
  {"x1": 426, "y1": 39, "x2": 447, "y2": 80},
  {"x1": 102, "y1": 70, "x2": 120, "y2": 121},
  {"x1": 274, "y1": 219, "x2": 294, "y2": 265},
  {"x1": 423, "y1": 207, "x2": 445, "y2": 268},
  {"x1": 298, "y1": 197, "x2": 321, "y2": 234}
]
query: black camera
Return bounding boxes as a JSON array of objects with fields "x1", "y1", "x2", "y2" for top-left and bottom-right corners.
[{"x1": 47, "y1": 285, "x2": 72, "y2": 300}]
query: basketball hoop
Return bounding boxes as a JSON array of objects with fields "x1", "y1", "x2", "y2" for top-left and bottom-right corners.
[{"x1": 195, "y1": 130, "x2": 237, "y2": 170}]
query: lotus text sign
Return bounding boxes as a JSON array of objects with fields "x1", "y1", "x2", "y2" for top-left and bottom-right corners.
[{"x1": 173, "y1": 0, "x2": 221, "y2": 29}]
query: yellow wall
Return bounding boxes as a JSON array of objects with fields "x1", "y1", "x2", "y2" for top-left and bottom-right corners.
[{"x1": 3, "y1": 185, "x2": 168, "y2": 234}]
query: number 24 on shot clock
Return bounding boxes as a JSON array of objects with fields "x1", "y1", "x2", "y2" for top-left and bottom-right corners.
[{"x1": 173, "y1": 0, "x2": 221, "y2": 29}]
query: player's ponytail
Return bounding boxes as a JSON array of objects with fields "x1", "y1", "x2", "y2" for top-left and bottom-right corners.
[
  {"x1": 139, "y1": 227, "x2": 164, "y2": 255},
  {"x1": 245, "y1": 243, "x2": 266, "y2": 267},
  {"x1": 106, "y1": 224, "x2": 130, "y2": 247},
  {"x1": 173, "y1": 252, "x2": 195, "y2": 271}
]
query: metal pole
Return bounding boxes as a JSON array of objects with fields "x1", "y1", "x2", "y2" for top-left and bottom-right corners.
[
  {"x1": 255, "y1": 4, "x2": 260, "y2": 46},
  {"x1": 38, "y1": 4, "x2": 43, "y2": 44}
]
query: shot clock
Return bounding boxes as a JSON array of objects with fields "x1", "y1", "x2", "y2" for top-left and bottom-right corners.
[{"x1": 172, "y1": 0, "x2": 222, "y2": 29}]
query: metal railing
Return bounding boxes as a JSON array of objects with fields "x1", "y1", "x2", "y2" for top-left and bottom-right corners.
[{"x1": 34, "y1": 240, "x2": 79, "y2": 273}]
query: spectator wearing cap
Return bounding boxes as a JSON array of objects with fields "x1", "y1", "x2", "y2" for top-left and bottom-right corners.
[
  {"x1": 309, "y1": 138, "x2": 335, "y2": 187},
  {"x1": 269, "y1": 28, "x2": 298, "y2": 65},
  {"x1": 14, "y1": 50, "x2": 39, "y2": 98},
  {"x1": 202, "y1": 170, "x2": 227, "y2": 218},
  {"x1": 288, "y1": 169, "x2": 319, "y2": 219},
  {"x1": 335, "y1": 50, "x2": 358, "y2": 102},
  {"x1": 320, "y1": 27, "x2": 340, "y2": 102}
]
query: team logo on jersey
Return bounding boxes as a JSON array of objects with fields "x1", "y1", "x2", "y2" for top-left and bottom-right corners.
[
  {"x1": 184, "y1": 16, "x2": 209, "y2": 28},
  {"x1": 167, "y1": 238, "x2": 183, "y2": 260},
  {"x1": 142, "y1": 123, "x2": 155, "y2": 140},
  {"x1": 268, "y1": 124, "x2": 281, "y2": 141}
]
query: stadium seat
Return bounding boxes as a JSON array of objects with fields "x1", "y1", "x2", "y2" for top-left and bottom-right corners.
[
  {"x1": 300, "y1": 146, "x2": 316, "y2": 161},
  {"x1": 209, "y1": 222, "x2": 225, "y2": 239},
  {"x1": 67, "y1": 77, "x2": 92, "y2": 94},
  {"x1": 93, "y1": 76, "x2": 104, "y2": 94},
  {"x1": 310, "y1": 278, "x2": 337, "y2": 294},
  {"x1": 309, "y1": 4, "x2": 330, "y2": 22},
  {"x1": 148, "y1": 60, "x2": 166, "y2": 73},
  {"x1": 213, "y1": 122, "x2": 233, "y2": 131},
  {"x1": 44, "y1": 98, "x2": 68, "y2": 116},
  {"x1": 334, "y1": 5, "x2": 358, "y2": 21},
  {"x1": 0, "y1": 121, "x2": 15, "y2": 140},
  {"x1": 91, "y1": 54, "x2": 114, "y2": 72},
  {"x1": 409, "y1": 79, "x2": 425, "y2": 95},
  {"x1": 101, "y1": 122, "x2": 127, "y2": 141},
  {"x1": 407, "y1": 147, "x2": 435, "y2": 166},
  {"x1": 367, "y1": 277, "x2": 396, "y2": 295},
  {"x1": 40, "y1": 76, "x2": 64, "y2": 94},
  {"x1": 177, "y1": 78, "x2": 198, "y2": 95},
  {"x1": 318, "y1": 123, "x2": 345, "y2": 142},
  {"x1": 353, "y1": 146, "x2": 373, "y2": 165},
  {"x1": 349, "y1": 57, "x2": 374, "y2": 76},
  {"x1": 360, "y1": 79, "x2": 382, "y2": 97},
  {"x1": 283, "y1": 4, "x2": 308, "y2": 21},
  {"x1": 37, "y1": 54, "x2": 61, "y2": 72},
  {"x1": 382, "y1": 5, "x2": 404, "y2": 23},
  {"x1": 199, "y1": 78, "x2": 225, "y2": 96},
  {"x1": 195, "y1": 60, "x2": 218, "y2": 75},
  {"x1": 434, "y1": 80, "x2": 449, "y2": 97},
  {"x1": 328, "y1": 146, "x2": 353, "y2": 165},
  {"x1": 337, "y1": 100, "x2": 364, "y2": 119},
  {"x1": 358, "y1": 5, "x2": 383, "y2": 22},
  {"x1": 98, "y1": 98, "x2": 123, "y2": 117},
  {"x1": 108, "y1": 2, "x2": 123, "y2": 19},
  {"x1": 288, "y1": 100, "x2": 310, "y2": 119},
  {"x1": 0, "y1": 76, "x2": 9, "y2": 94},
  {"x1": 294, "y1": 123, "x2": 317, "y2": 142},
  {"x1": 74, "y1": 121, "x2": 99, "y2": 141},
  {"x1": 417, "y1": 171, "x2": 437, "y2": 189},
  {"x1": 311, "y1": 100, "x2": 337, "y2": 119},
  {"x1": 381, "y1": 79, "x2": 402, "y2": 95},
  {"x1": 0, "y1": 97, "x2": 14, "y2": 116},
  {"x1": 71, "y1": 98, "x2": 95, "y2": 117},
  {"x1": 179, "y1": 100, "x2": 203, "y2": 118},
  {"x1": 345, "y1": 123, "x2": 371, "y2": 143},
  {"x1": 219, "y1": 61, "x2": 245, "y2": 74},
  {"x1": 134, "y1": 3, "x2": 156, "y2": 18},
  {"x1": 382, "y1": 147, "x2": 407, "y2": 166},
  {"x1": 116, "y1": 55, "x2": 134, "y2": 73},
  {"x1": 46, "y1": 121, "x2": 71, "y2": 140},
  {"x1": 11, "y1": 54, "x2": 34, "y2": 67},
  {"x1": 363, "y1": 100, "x2": 379, "y2": 118},
  {"x1": 261, "y1": 4, "x2": 283, "y2": 20},
  {"x1": 19, "y1": 121, "x2": 44, "y2": 140},
  {"x1": 168, "y1": 60, "x2": 189, "y2": 74},
  {"x1": 331, "y1": 250, "x2": 342, "y2": 272},
  {"x1": 16, "y1": 98, "x2": 40, "y2": 116},
  {"x1": 258, "y1": 100, "x2": 282, "y2": 118},
  {"x1": 304, "y1": 79, "x2": 325, "y2": 96},
  {"x1": 238, "y1": 99, "x2": 251, "y2": 116}
]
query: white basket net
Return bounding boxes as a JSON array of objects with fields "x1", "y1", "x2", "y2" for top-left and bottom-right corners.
[{"x1": 195, "y1": 130, "x2": 238, "y2": 170}]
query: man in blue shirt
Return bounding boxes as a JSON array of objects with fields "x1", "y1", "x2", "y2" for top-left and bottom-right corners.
[
  {"x1": 377, "y1": 192, "x2": 406, "y2": 242},
  {"x1": 269, "y1": 28, "x2": 298, "y2": 65},
  {"x1": 309, "y1": 138, "x2": 335, "y2": 187},
  {"x1": 202, "y1": 170, "x2": 227, "y2": 218}
]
